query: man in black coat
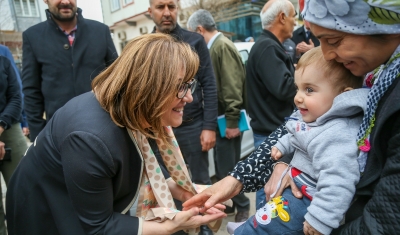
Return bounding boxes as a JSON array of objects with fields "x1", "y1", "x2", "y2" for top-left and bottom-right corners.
[
  {"x1": 246, "y1": 0, "x2": 297, "y2": 209},
  {"x1": 22, "y1": 0, "x2": 117, "y2": 141},
  {"x1": 291, "y1": 20, "x2": 320, "y2": 63}
]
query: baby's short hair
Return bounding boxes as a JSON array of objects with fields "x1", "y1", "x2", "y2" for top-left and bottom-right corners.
[{"x1": 296, "y1": 47, "x2": 363, "y2": 91}]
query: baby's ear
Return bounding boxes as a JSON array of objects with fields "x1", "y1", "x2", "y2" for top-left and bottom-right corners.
[{"x1": 342, "y1": 87, "x2": 353, "y2": 92}]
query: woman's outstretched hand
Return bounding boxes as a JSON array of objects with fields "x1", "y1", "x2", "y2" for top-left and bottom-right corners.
[
  {"x1": 142, "y1": 207, "x2": 226, "y2": 235},
  {"x1": 170, "y1": 207, "x2": 226, "y2": 233},
  {"x1": 182, "y1": 176, "x2": 243, "y2": 213}
]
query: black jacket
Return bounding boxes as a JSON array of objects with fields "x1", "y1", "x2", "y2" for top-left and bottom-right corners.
[
  {"x1": 291, "y1": 26, "x2": 320, "y2": 47},
  {"x1": 0, "y1": 56, "x2": 21, "y2": 129},
  {"x1": 22, "y1": 8, "x2": 117, "y2": 141},
  {"x1": 6, "y1": 92, "x2": 143, "y2": 235},
  {"x1": 153, "y1": 24, "x2": 218, "y2": 131},
  {"x1": 246, "y1": 30, "x2": 296, "y2": 135},
  {"x1": 291, "y1": 26, "x2": 320, "y2": 63}
]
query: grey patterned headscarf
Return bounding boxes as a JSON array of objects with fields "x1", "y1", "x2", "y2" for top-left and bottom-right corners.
[{"x1": 302, "y1": 0, "x2": 400, "y2": 35}]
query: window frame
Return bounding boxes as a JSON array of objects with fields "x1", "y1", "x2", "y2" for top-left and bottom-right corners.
[
  {"x1": 110, "y1": 0, "x2": 121, "y2": 12},
  {"x1": 123, "y1": 0, "x2": 133, "y2": 6},
  {"x1": 13, "y1": 0, "x2": 39, "y2": 17}
]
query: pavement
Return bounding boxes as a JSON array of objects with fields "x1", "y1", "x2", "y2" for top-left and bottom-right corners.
[{"x1": 215, "y1": 192, "x2": 256, "y2": 235}]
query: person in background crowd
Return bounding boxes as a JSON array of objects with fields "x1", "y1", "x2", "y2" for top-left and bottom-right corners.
[
  {"x1": 291, "y1": 20, "x2": 320, "y2": 63},
  {"x1": 22, "y1": 0, "x2": 117, "y2": 142},
  {"x1": 148, "y1": 1, "x2": 218, "y2": 234},
  {"x1": 6, "y1": 33, "x2": 226, "y2": 235},
  {"x1": 0, "y1": 55, "x2": 27, "y2": 235},
  {"x1": 282, "y1": 38, "x2": 296, "y2": 63},
  {"x1": 184, "y1": 0, "x2": 400, "y2": 234},
  {"x1": 245, "y1": 0, "x2": 297, "y2": 209},
  {"x1": 245, "y1": 37, "x2": 254, "y2": 42},
  {"x1": 0, "y1": 45, "x2": 29, "y2": 136},
  {"x1": 187, "y1": 9, "x2": 250, "y2": 225}
]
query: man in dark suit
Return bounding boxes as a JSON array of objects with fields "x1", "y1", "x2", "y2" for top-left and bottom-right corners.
[
  {"x1": 22, "y1": 0, "x2": 117, "y2": 142},
  {"x1": 291, "y1": 20, "x2": 320, "y2": 63}
]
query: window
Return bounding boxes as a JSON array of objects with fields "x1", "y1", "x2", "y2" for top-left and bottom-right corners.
[
  {"x1": 123, "y1": 0, "x2": 133, "y2": 5},
  {"x1": 14, "y1": 0, "x2": 38, "y2": 17},
  {"x1": 120, "y1": 40, "x2": 129, "y2": 51},
  {"x1": 111, "y1": 0, "x2": 120, "y2": 11}
]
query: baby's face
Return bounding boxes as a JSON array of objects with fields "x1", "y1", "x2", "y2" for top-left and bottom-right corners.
[{"x1": 294, "y1": 63, "x2": 341, "y2": 123}]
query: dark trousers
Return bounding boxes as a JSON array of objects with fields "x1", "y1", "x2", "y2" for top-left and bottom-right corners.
[
  {"x1": 214, "y1": 132, "x2": 249, "y2": 211},
  {"x1": 173, "y1": 119, "x2": 212, "y2": 185},
  {"x1": 0, "y1": 124, "x2": 27, "y2": 235}
]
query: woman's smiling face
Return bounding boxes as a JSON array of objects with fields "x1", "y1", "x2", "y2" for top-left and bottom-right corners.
[
  {"x1": 161, "y1": 68, "x2": 193, "y2": 128},
  {"x1": 310, "y1": 23, "x2": 400, "y2": 76}
]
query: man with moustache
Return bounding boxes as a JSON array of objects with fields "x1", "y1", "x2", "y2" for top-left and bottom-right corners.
[
  {"x1": 22, "y1": 0, "x2": 117, "y2": 141},
  {"x1": 148, "y1": 1, "x2": 218, "y2": 234}
]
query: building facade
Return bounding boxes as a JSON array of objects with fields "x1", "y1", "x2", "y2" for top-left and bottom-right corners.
[
  {"x1": 101, "y1": 0, "x2": 154, "y2": 55},
  {"x1": 180, "y1": 0, "x2": 299, "y2": 42},
  {"x1": 0, "y1": 0, "x2": 46, "y2": 67}
]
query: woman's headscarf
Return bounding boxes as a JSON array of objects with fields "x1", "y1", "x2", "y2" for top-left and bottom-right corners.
[{"x1": 302, "y1": 0, "x2": 400, "y2": 35}]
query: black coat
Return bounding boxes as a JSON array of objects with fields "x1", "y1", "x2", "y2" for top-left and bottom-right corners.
[
  {"x1": 291, "y1": 26, "x2": 320, "y2": 63},
  {"x1": 246, "y1": 30, "x2": 296, "y2": 135},
  {"x1": 6, "y1": 92, "x2": 143, "y2": 235},
  {"x1": 291, "y1": 26, "x2": 320, "y2": 47},
  {"x1": 0, "y1": 56, "x2": 21, "y2": 128},
  {"x1": 22, "y1": 8, "x2": 117, "y2": 141}
]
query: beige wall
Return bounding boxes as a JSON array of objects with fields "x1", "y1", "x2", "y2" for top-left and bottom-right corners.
[{"x1": 101, "y1": 0, "x2": 155, "y2": 55}]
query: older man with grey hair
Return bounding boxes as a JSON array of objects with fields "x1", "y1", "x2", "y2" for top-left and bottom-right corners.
[
  {"x1": 244, "y1": 0, "x2": 297, "y2": 208},
  {"x1": 187, "y1": 9, "x2": 250, "y2": 224}
]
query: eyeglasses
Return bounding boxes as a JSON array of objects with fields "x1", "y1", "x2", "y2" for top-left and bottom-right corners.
[{"x1": 177, "y1": 79, "x2": 197, "y2": 99}]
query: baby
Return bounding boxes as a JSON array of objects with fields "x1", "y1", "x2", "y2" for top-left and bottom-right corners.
[{"x1": 229, "y1": 47, "x2": 368, "y2": 235}]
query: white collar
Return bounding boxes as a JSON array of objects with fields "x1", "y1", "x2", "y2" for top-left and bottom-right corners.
[{"x1": 207, "y1": 32, "x2": 221, "y2": 49}]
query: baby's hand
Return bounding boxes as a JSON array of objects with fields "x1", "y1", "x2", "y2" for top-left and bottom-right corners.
[
  {"x1": 303, "y1": 221, "x2": 322, "y2": 235},
  {"x1": 271, "y1": 147, "x2": 282, "y2": 160}
]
